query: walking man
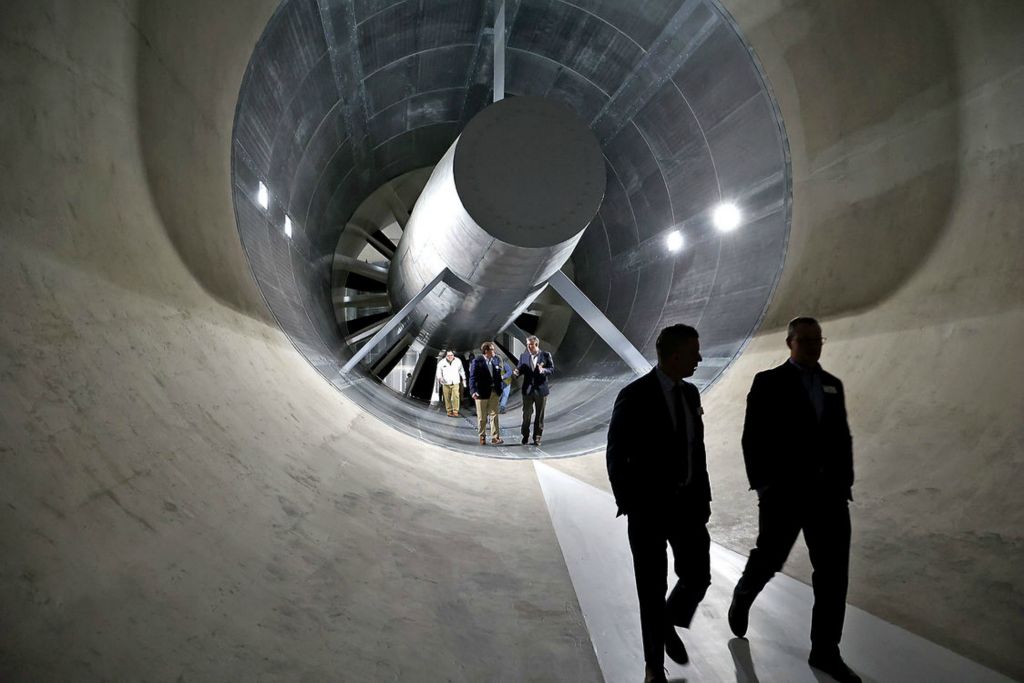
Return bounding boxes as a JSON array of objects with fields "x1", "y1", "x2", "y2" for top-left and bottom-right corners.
[
  {"x1": 436, "y1": 350, "x2": 466, "y2": 417},
  {"x1": 729, "y1": 317, "x2": 860, "y2": 683},
  {"x1": 606, "y1": 324, "x2": 712, "y2": 683},
  {"x1": 469, "y1": 342, "x2": 504, "y2": 445},
  {"x1": 513, "y1": 336, "x2": 554, "y2": 446}
]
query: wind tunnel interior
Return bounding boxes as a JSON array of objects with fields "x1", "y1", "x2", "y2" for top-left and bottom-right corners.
[
  {"x1": 2, "y1": 0, "x2": 1023, "y2": 681},
  {"x1": 230, "y1": 0, "x2": 790, "y2": 457}
]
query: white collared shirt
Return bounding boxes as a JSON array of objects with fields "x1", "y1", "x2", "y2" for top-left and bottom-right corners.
[{"x1": 436, "y1": 358, "x2": 465, "y2": 385}]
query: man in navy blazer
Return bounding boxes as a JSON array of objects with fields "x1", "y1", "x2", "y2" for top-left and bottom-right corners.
[
  {"x1": 729, "y1": 317, "x2": 860, "y2": 683},
  {"x1": 513, "y1": 335, "x2": 554, "y2": 446},
  {"x1": 606, "y1": 324, "x2": 712, "y2": 683},
  {"x1": 469, "y1": 341, "x2": 505, "y2": 446}
]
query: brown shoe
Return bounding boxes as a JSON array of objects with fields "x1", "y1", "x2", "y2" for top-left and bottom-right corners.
[
  {"x1": 453, "y1": 412, "x2": 460, "y2": 417},
  {"x1": 447, "y1": 412, "x2": 454, "y2": 417},
  {"x1": 479, "y1": 436, "x2": 486, "y2": 445},
  {"x1": 490, "y1": 437, "x2": 504, "y2": 445}
]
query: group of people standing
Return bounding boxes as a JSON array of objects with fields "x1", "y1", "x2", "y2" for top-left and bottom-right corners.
[
  {"x1": 608, "y1": 318, "x2": 860, "y2": 683},
  {"x1": 434, "y1": 335, "x2": 554, "y2": 447}
]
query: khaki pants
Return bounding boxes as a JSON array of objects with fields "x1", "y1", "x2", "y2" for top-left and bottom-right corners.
[
  {"x1": 475, "y1": 394, "x2": 500, "y2": 439},
  {"x1": 441, "y1": 383, "x2": 461, "y2": 414}
]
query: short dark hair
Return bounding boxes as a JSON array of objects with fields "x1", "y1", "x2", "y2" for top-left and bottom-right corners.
[
  {"x1": 786, "y1": 316, "x2": 820, "y2": 341},
  {"x1": 480, "y1": 341, "x2": 495, "y2": 352},
  {"x1": 655, "y1": 324, "x2": 699, "y2": 359}
]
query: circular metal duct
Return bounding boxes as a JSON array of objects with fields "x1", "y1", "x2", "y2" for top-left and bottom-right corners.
[
  {"x1": 230, "y1": 0, "x2": 791, "y2": 458},
  {"x1": 388, "y1": 96, "x2": 605, "y2": 352}
]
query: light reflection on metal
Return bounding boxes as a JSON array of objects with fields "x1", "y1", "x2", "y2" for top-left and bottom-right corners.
[
  {"x1": 333, "y1": 255, "x2": 388, "y2": 284},
  {"x1": 493, "y1": 0, "x2": 505, "y2": 102},
  {"x1": 345, "y1": 318, "x2": 389, "y2": 345},
  {"x1": 547, "y1": 271, "x2": 653, "y2": 377},
  {"x1": 333, "y1": 292, "x2": 390, "y2": 307}
]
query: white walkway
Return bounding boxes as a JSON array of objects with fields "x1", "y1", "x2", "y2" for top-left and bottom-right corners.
[{"x1": 534, "y1": 462, "x2": 1017, "y2": 683}]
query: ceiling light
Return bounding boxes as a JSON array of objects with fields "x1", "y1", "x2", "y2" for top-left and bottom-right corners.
[
  {"x1": 284, "y1": 215, "x2": 292, "y2": 238},
  {"x1": 665, "y1": 230, "x2": 684, "y2": 252},
  {"x1": 257, "y1": 181, "x2": 269, "y2": 209},
  {"x1": 712, "y1": 202, "x2": 742, "y2": 232}
]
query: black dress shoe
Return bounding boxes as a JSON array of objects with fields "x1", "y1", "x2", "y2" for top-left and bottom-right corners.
[
  {"x1": 521, "y1": 435, "x2": 529, "y2": 445},
  {"x1": 643, "y1": 664, "x2": 668, "y2": 683},
  {"x1": 664, "y1": 625, "x2": 689, "y2": 665},
  {"x1": 808, "y1": 650, "x2": 861, "y2": 683},
  {"x1": 728, "y1": 589, "x2": 751, "y2": 638}
]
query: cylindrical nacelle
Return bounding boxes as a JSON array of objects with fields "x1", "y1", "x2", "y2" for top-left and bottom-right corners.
[{"x1": 388, "y1": 96, "x2": 605, "y2": 351}]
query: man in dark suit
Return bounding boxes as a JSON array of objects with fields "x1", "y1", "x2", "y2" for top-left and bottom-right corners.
[
  {"x1": 606, "y1": 324, "x2": 712, "y2": 683},
  {"x1": 513, "y1": 335, "x2": 554, "y2": 446},
  {"x1": 469, "y1": 341, "x2": 505, "y2": 446},
  {"x1": 728, "y1": 317, "x2": 861, "y2": 683}
]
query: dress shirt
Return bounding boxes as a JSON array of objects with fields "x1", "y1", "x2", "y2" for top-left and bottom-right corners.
[
  {"x1": 655, "y1": 366, "x2": 695, "y2": 481},
  {"x1": 788, "y1": 358, "x2": 824, "y2": 420},
  {"x1": 437, "y1": 358, "x2": 465, "y2": 385}
]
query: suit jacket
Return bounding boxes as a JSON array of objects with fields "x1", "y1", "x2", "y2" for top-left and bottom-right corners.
[
  {"x1": 606, "y1": 370, "x2": 712, "y2": 517},
  {"x1": 516, "y1": 350, "x2": 554, "y2": 396},
  {"x1": 741, "y1": 361, "x2": 854, "y2": 499},
  {"x1": 469, "y1": 355, "x2": 504, "y2": 399}
]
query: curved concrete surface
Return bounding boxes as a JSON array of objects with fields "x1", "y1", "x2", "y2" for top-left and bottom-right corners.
[{"x1": 1, "y1": 1, "x2": 1022, "y2": 681}]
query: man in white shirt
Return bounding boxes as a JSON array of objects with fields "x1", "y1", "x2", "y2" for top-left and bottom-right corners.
[{"x1": 436, "y1": 350, "x2": 466, "y2": 417}]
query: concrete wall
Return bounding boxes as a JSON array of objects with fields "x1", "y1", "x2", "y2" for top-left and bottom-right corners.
[
  {"x1": 553, "y1": 1, "x2": 1024, "y2": 678},
  {"x1": 0, "y1": 1, "x2": 599, "y2": 679},
  {"x1": 1, "y1": 0, "x2": 1022, "y2": 680},
  {"x1": 702, "y1": 0, "x2": 1024, "y2": 677}
]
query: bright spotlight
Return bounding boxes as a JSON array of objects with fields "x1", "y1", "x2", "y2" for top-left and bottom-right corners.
[
  {"x1": 712, "y1": 202, "x2": 742, "y2": 232},
  {"x1": 284, "y1": 215, "x2": 292, "y2": 238},
  {"x1": 665, "y1": 230, "x2": 684, "y2": 252},
  {"x1": 257, "y1": 181, "x2": 269, "y2": 209}
]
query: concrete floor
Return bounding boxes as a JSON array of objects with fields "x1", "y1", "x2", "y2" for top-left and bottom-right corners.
[
  {"x1": 1, "y1": 0, "x2": 1022, "y2": 681},
  {"x1": 535, "y1": 461, "x2": 1015, "y2": 683}
]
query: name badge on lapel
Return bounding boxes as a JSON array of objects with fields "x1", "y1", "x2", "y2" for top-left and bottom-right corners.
[{"x1": 823, "y1": 385, "x2": 838, "y2": 394}]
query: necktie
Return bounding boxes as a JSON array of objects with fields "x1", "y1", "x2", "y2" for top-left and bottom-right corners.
[{"x1": 672, "y1": 384, "x2": 692, "y2": 486}]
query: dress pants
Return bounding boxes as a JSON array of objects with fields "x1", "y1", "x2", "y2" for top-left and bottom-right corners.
[
  {"x1": 734, "y1": 489, "x2": 851, "y2": 650},
  {"x1": 441, "y1": 383, "x2": 460, "y2": 414},
  {"x1": 521, "y1": 393, "x2": 546, "y2": 440},
  {"x1": 627, "y1": 495, "x2": 711, "y2": 668},
  {"x1": 475, "y1": 394, "x2": 500, "y2": 439}
]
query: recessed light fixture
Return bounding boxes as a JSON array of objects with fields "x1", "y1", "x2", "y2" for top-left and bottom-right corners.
[
  {"x1": 712, "y1": 202, "x2": 742, "y2": 232},
  {"x1": 284, "y1": 215, "x2": 292, "y2": 238},
  {"x1": 257, "y1": 181, "x2": 269, "y2": 209},
  {"x1": 665, "y1": 230, "x2": 684, "y2": 252}
]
